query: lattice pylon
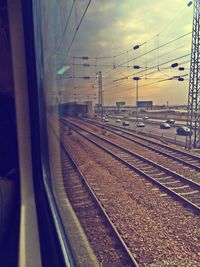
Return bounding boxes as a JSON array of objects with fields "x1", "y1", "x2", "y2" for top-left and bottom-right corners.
[
  {"x1": 186, "y1": 0, "x2": 200, "y2": 148},
  {"x1": 98, "y1": 71, "x2": 103, "y2": 118}
]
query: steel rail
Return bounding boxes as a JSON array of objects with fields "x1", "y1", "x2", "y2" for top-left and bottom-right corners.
[
  {"x1": 52, "y1": 123, "x2": 139, "y2": 267},
  {"x1": 61, "y1": 118, "x2": 200, "y2": 214},
  {"x1": 87, "y1": 120, "x2": 200, "y2": 172}
]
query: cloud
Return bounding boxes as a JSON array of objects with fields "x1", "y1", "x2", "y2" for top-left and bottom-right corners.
[{"x1": 50, "y1": 0, "x2": 194, "y2": 105}]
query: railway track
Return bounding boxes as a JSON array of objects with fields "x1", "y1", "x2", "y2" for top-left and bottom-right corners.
[
  {"x1": 87, "y1": 120, "x2": 200, "y2": 173},
  {"x1": 61, "y1": 118, "x2": 200, "y2": 214},
  {"x1": 52, "y1": 126, "x2": 139, "y2": 267}
]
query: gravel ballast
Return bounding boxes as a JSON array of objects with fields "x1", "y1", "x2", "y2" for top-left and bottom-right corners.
[{"x1": 59, "y1": 123, "x2": 200, "y2": 267}]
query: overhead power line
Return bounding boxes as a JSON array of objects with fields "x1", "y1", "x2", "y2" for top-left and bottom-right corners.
[
  {"x1": 58, "y1": 1, "x2": 193, "y2": 103},
  {"x1": 65, "y1": 0, "x2": 92, "y2": 57},
  {"x1": 94, "y1": 32, "x2": 192, "y2": 89},
  {"x1": 66, "y1": 51, "x2": 190, "y2": 97},
  {"x1": 68, "y1": 1, "x2": 191, "y2": 62},
  {"x1": 127, "y1": 53, "x2": 191, "y2": 78},
  {"x1": 58, "y1": 0, "x2": 92, "y2": 68},
  {"x1": 99, "y1": 53, "x2": 190, "y2": 93},
  {"x1": 56, "y1": 1, "x2": 76, "y2": 52},
  {"x1": 115, "y1": 32, "x2": 192, "y2": 69}
]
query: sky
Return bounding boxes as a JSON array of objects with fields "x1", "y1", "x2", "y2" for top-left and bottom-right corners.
[{"x1": 44, "y1": 0, "x2": 194, "y2": 106}]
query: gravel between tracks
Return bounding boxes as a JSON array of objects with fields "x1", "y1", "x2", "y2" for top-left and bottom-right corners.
[
  {"x1": 60, "y1": 124, "x2": 200, "y2": 267},
  {"x1": 69, "y1": 118, "x2": 200, "y2": 184}
]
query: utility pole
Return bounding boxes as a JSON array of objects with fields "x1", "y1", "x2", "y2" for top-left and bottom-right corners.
[
  {"x1": 187, "y1": 0, "x2": 200, "y2": 148},
  {"x1": 98, "y1": 71, "x2": 103, "y2": 120},
  {"x1": 136, "y1": 79, "x2": 139, "y2": 121},
  {"x1": 133, "y1": 77, "x2": 141, "y2": 122}
]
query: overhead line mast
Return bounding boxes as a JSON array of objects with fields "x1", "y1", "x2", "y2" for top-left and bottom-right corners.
[
  {"x1": 187, "y1": 0, "x2": 200, "y2": 148},
  {"x1": 98, "y1": 71, "x2": 103, "y2": 120}
]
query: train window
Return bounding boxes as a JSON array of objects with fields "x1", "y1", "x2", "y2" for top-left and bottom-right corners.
[{"x1": 32, "y1": 1, "x2": 199, "y2": 267}]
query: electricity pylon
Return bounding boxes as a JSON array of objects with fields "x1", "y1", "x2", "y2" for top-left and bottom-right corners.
[
  {"x1": 187, "y1": 0, "x2": 200, "y2": 148},
  {"x1": 98, "y1": 71, "x2": 103, "y2": 120}
]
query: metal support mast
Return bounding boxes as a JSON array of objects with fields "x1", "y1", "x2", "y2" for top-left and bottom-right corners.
[
  {"x1": 136, "y1": 79, "x2": 139, "y2": 122},
  {"x1": 187, "y1": 0, "x2": 200, "y2": 148},
  {"x1": 98, "y1": 71, "x2": 103, "y2": 120},
  {"x1": 133, "y1": 77, "x2": 141, "y2": 122}
]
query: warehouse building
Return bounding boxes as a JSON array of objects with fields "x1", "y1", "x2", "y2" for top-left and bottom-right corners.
[{"x1": 59, "y1": 101, "x2": 94, "y2": 118}]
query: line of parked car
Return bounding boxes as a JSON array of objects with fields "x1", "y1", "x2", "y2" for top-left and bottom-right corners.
[
  {"x1": 116, "y1": 119, "x2": 145, "y2": 127},
  {"x1": 159, "y1": 119, "x2": 192, "y2": 136},
  {"x1": 102, "y1": 116, "x2": 192, "y2": 136}
]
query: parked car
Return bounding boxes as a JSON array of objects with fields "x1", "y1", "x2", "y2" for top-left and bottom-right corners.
[
  {"x1": 124, "y1": 115, "x2": 130, "y2": 119},
  {"x1": 115, "y1": 115, "x2": 123, "y2": 119},
  {"x1": 136, "y1": 122, "x2": 145, "y2": 127},
  {"x1": 104, "y1": 118, "x2": 109, "y2": 122},
  {"x1": 176, "y1": 126, "x2": 192, "y2": 136},
  {"x1": 160, "y1": 123, "x2": 171, "y2": 129},
  {"x1": 166, "y1": 119, "x2": 175, "y2": 125},
  {"x1": 115, "y1": 119, "x2": 121, "y2": 123},
  {"x1": 143, "y1": 116, "x2": 149, "y2": 120},
  {"x1": 122, "y1": 121, "x2": 130, "y2": 126}
]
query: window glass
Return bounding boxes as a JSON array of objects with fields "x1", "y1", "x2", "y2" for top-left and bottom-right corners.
[{"x1": 35, "y1": 1, "x2": 200, "y2": 267}]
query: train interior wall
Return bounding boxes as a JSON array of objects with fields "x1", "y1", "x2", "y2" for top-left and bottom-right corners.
[{"x1": 0, "y1": 1, "x2": 20, "y2": 266}]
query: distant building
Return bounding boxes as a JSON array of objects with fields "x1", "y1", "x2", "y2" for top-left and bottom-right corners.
[
  {"x1": 137, "y1": 101, "x2": 153, "y2": 110},
  {"x1": 59, "y1": 101, "x2": 94, "y2": 118}
]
